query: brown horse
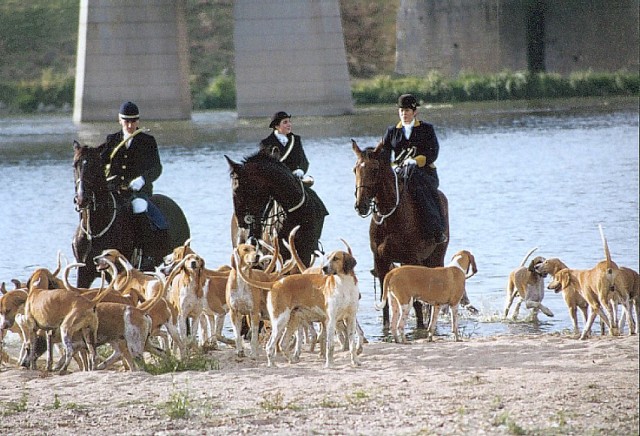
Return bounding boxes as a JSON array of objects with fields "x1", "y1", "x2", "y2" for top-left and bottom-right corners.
[
  {"x1": 72, "y1": 141, "x2": 190, "y2": 288},
  {"x1": 352, "y1": 139, "x2": 450, "y2": 329}
]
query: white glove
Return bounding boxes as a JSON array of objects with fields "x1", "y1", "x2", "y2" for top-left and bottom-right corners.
[
  {"x1": 129, "y1": 176, "x2": 145, "y2": 191},
  {"x1": 404, "y1": 158, "x2": 417, "y2": 166},
  {"x1": 292, "y1": 169, "x2": 304, "y2": 178}
]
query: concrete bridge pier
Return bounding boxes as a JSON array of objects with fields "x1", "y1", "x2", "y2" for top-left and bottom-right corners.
[
  {"x1": 233, "y1": 0, "x2": 353, "y2": 118},
  {"x1": 73, "y1": 0, "x2": 191, "y2": 122}
]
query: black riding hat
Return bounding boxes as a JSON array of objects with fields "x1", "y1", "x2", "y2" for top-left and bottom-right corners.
[
  {"x1": 397, "y1": 94, "x2": 420, "y2": 110},
  {"x1": 119, "y1": 101, "x2": 140, "y2": 120},
  {"x1": 269, "y1": 111, "x2": 291, "y2": 129}
]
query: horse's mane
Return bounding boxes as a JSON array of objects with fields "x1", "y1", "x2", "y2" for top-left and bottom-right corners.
[
  {"x1": 73, "y1": 142, "x2": 100, "y2": 161},
  {"x1": 361, "y1": 140, "x2": 390, "y2": 162},
  {"x1": 240, "y1": 151, "x2": 299, "y2": 186}
]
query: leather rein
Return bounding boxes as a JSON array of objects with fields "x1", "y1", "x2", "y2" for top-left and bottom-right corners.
[{"x1": 75, "y1": 178, "x2": 118, "y2": 240}]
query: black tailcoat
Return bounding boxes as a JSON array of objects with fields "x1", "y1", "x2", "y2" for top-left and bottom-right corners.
[{"x1": 98, "y1": 130, "x2": 162, "y2": 197}]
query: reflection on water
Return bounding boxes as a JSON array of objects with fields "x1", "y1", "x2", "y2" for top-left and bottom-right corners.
[{"x1": 1, "y1": 97, "x2": 638, "y2": 343}]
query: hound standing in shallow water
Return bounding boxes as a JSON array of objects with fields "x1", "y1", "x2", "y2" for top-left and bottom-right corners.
[
  {"x1": 504, "y1": 248, "x2": 554, "y2": 321},
  {"x1": 376, "y1": 250, "x2": 477, "y2": 343}
]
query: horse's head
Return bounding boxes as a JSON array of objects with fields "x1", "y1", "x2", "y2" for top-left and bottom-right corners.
[
  {"x1": 352, "y1": 139, "x2": 387, "y2": 217},
  {"x1": 73, "y1": 140, "x2": 108, "y2": 209},
  {"x1": 226, "y1": 152, "x2": 305, "y2": 241}
]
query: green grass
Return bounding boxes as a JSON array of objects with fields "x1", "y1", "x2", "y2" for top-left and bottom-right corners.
[
  {"x1": 0, "y1": 390, "x2": 28, "y2": 416},
  {"x1": 258, "y1": 391, "x2": 302, "y2": 411},
  {"x1": 492, "y1": 411, "x2": 527, "y2": 435},
  {"x1": 165, "y1": 390, "x2": 191, "y2": 420},
  {"x1": 140, "y1": 346, "x2": 220, "y2": 375}
]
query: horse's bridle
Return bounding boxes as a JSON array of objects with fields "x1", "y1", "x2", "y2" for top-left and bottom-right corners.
[
  {"x1": 74, "y1": 176, "x2": 118, "y2": 240},
  {"x1": 354, "y1": 163, "x2": 401, "y2": 224},
  {"x1": 240, "y1": 177, "x2": 306, "y2": 236}
]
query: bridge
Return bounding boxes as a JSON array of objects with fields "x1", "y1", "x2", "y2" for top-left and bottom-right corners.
[{"x1": 73, "y1": 0, "x2": 639, "y2": 122}]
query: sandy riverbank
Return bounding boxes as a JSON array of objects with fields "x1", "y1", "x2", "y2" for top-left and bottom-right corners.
[{"x1": 0, "y1": 333, "x2": 638, "y2": 435}]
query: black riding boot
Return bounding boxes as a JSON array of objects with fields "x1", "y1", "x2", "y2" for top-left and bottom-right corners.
[{"x1": 133, "y1": 214, "x2": 156, "y2": 270}]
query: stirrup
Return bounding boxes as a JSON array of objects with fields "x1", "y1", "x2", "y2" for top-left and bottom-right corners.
[{"x1": 132, "y1": 248, "x2": 143, "y2": 270}]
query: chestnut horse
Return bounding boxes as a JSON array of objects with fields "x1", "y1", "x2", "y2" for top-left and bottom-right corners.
[
  {"x1": 225, "y1": 152, "x2": 325, "y2": 267},
  {"x1": 72, "y1": 141, "x2": 190, "y2": 288},
  {"x1": 352, "y1": 139, "x2": 450, "y2": 329}
]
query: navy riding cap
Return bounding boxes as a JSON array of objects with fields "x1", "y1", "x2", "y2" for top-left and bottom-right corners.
[{"x1": 119, "y1": 101, "x2": 140, "y2": 120}]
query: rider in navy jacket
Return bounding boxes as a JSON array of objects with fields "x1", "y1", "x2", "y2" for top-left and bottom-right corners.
[{"x1": 98, "y1": 101, "x2": 167, "y2": 269}]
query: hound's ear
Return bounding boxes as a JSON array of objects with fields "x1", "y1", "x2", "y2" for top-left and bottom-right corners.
[
  {"x1": 230, "y1": 253, "x2": 237, "y2": 269},
  {"x1": 0, "y1": 282, "x2": 6, "y2": 295},
  {"x1": 470, "y1": 254, "x2": 478, "y2": 275},
  {"x1": 73, "y1": 140, "x2": 82, "y2": 150},
  {"x1": 343, "y1": 253, "x2": 357, "y2": 274},
  {"x1": 560, "y1": 270, "x2": 571, "y2": 288}
]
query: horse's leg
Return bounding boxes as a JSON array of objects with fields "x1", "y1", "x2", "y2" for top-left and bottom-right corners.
[
  {"x1": 375, "y1": 260, "x2": 392, "y2": 329},
  {"x1": 76, "y1": 264, "x2": 97, "y2": 289},
  {"x1": 413, "y1": 300, "x2": 425, "y2": 329}
]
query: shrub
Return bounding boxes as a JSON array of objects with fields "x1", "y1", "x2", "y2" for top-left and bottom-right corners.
[{"x1": 196, "y1": 73, "x2": 236, "y2": 109}]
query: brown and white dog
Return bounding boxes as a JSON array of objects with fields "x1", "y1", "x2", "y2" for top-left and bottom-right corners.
[
  {"x1": 23, "y1": 261, "x2": 118, "y2": 372},
  {"x1": 377, "y1": 250, "x2": 477, "y2": 343},
  {"x1": 536, "y1": 257, "x2": 591, "y2": 334},
  {"x1": 237, "y1": 248, "x2": 361, "y2": 368},
  {"x1": 93, "y1": 248, "x2": 161, "y2": 301},
  {"x1": 166, "y1": 252, "x2": 207, "y2": 344},
  {"x1": 198, "y1": 274, "x2": 234, "y2": 349},
  {"x1": 546, "y1": 226, "x2": 625, "y2": 339},
  {"x1": 93, "y1": 251, "x2": 184, "y2": 358},
  {"x1": 504, "y1": 248, "x2": 553, "y2": 320},
  {"x1": 615, "y1": 266, "x2": 639, "y2": 335},
  {"x1": 226, "y1": 243, "x2": 278, "y2": 358},
  {"x1": 93, "y1": 302, "x2": 152, "y2": 371},
  {"x1": 162, "y1": 241, "x2": 233, "y2": 348},
  {"x1": 0, "y1": 282, "x2": 29, "y2": 364}
]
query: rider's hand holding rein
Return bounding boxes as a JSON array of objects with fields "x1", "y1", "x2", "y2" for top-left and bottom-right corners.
[
  {"x1": 97, "y1": 101, "x2": 162, "y2": 199},
  {"x1": 381, "y1": 93, "x2": 446, "y2": 245}
]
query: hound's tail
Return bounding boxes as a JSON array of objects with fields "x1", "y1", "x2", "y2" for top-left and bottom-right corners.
[
  {"x1": 598, "y1": 224, "x2": 614, "y2": 275},
  {"x1": 519, "y1": 247, "x2": 538, "y2": 268},
  {"x1": 375, "y1": 272, "x2": 392, "y2": 311}
]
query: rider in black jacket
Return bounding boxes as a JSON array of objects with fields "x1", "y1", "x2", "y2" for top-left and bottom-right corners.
[
  {"x1": 381, "y1": 94, "x2": 447, "y2": 245},
  {"x1": 259, "y1": 111, "x2": 329, "y2": 253},
  {"x1": 98, "y1": 101, "x2": 167, "y2": 268}
]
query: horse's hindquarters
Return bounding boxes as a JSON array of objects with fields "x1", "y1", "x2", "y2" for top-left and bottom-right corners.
[{"x1": 151, "y1": 194, "x2": 191, "y2": 250}]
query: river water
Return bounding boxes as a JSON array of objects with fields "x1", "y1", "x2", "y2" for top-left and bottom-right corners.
[{"x1": 1, "y1": 97, "x2": 638, "y2": 342}]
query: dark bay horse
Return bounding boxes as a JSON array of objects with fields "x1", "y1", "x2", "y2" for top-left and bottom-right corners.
[
  {"x1": 351, "y1": 139, "x2": 450, "y2": 329},
  {"x1": 225, "y1": 152, "x2": 325, "y2": 267},
  {"x1": 72, "y1": 141, "x2": 190, "y2": 288}
]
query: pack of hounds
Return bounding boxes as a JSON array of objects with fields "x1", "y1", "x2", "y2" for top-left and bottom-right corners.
[{"x1": 0, "y1": 224, "x2": 637, "y2": 373}]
